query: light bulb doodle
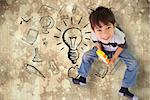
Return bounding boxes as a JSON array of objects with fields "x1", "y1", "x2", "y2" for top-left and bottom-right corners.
[
  {"x1": 55, "y1": 3, "x2": 92, "y2": 64},
  {"x1": 54, "y1": 16, "x2": 91, "y2": 64},
  {"x1": 62, "y1": 27, "x2": 83, "y2": 64}
]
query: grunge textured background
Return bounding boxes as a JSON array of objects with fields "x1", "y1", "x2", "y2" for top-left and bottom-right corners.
[{"x1": 0, "y1": 0, "x2": 150, "y2": 100}]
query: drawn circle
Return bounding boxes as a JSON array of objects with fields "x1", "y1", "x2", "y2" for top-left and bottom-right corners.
[
  {"x1": 40, "y1": 16, "x2": 54, "y2": 29},
  {"x1": 68, "y1": 67, "x2": 79, "y2": 78}
]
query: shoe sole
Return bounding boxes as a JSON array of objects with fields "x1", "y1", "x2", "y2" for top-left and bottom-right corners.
[
  {"x1": 71, "y1": 78, "x2": 86, "y2": 86},
  {"x1": 79, "y1": 82, "x2": 86, "y2": 86},
  {"x1": 118, "y1": 92, "x2": 138, "y2": 100},
  {"x1": 132, "y1": 96, "x2": 138, "y2": 100},
  {"x1": 118, "y1": 92, "x2": 124, "y2": 96}
]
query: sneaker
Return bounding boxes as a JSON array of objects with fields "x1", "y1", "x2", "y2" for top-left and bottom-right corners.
[
  {"x1": 72, "y1": 75, "x2": 86, "y2": 86},
  {"x1": 119, "y1": 87, "x2": 138, "y2": 100}
]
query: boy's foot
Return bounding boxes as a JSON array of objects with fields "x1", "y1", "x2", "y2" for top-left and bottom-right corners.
[
  {"x1": 72, "y1": 75, "x2": 86, "y2": 86},
  {"x1": 119, "y1": 87, "x2": 138, "y2": 100}
]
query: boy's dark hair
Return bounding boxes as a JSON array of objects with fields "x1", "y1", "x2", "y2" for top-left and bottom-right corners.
[{"x1": 89, "y1": 6, "x2": 116, "y2": 30}]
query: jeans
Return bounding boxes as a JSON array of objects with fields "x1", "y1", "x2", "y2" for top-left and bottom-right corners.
[{"x1": 78, "y1": 47, "x2": 139, "y2": 88}]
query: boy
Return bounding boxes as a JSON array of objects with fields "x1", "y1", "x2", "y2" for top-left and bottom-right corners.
[{"x1": 72, "y1": 6, "x2": 139, "y2": 100}]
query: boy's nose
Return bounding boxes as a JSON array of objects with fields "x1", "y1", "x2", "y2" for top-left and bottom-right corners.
[
  {"x1": 101, "y1": 34, "x2": 109, "y2": 39},
  {"x1": 102, "y1": 29, "x2": 108, "y2": 34}
]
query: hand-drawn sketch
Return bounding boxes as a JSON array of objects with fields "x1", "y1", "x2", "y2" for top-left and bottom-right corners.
[
  {"x1": 60, "y1": 15, "x2": 69, "y2": 20},
  {"x1": 54, "y1": 16, "x2": 91, "y2": 64},
  {"x1": 95, "y1": 67, "x2": 108, "y2": 78},
  {"x1": 20, "y1": 16, "x2": 33, "y2": 24},
  {"x1": 40, "y1": 16, "x2": 54, "y2": 29},
  {"x1": 24, "y1": 63, "x2": 45, "y2": 78},
  {"x1": 38, "y1": 5, "x2": 58, "y2": 16},
  {"x1": 38, "y1": 5, "x2": 57, "y2": 34},
  {"x1": 68, "y1": 65, "x2": 79, "y2": 78},
  {"x1": 62, "y1": 27, "x2": 82, "y2": 64},
  {"x1": 32, "y1": 48, "x2": 42, "y2": 62},
  {"x1": 92, "y1": 59, "x2": 109, "y2": 78},
  {"x1": 22, "y1": 29, "x2": 39, "y2": 45},
  {"x1": 58, "y1": 4, "x2": 83, "y2": 20},
  {"x1": 83, "y1": 0, "x2": 98, "y2": 14},
  {"x1": 40, "y1": 16, "x2": 54, "y2": 34},
  {"x1": 93, "y1": 59, "x2": 122, "y2": 78},
  {"x1": 42, "y1": 28, "x2": 49, "y2": 34},
  {"x1": 42, "y1": 38, "x2": 48, "y2": 47},
  {"x1": 48, "y1": 60, "x2": 60, "y2": 75},
  {"x1": 72, "y1": 4, "x2": 77, "y2": 14},
  {"x1": 109, "y1": 59, "x2": 123, "y2": 75}
]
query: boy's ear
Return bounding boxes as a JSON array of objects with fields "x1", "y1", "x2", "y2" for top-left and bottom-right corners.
[{"x1": 114, "y1": 23, "x2": 116, "y2": 28}]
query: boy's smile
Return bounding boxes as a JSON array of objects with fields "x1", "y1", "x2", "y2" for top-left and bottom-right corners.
[{"x1": 93, "y1": 22, "x2": 115, "y2": 43}]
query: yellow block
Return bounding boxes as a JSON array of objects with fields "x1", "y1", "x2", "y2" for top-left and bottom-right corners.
[{"x1": 96, "y1": 50, "x2": 110, "y2": 64}]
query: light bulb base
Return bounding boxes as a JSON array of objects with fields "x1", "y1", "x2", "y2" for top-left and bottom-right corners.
[{"x1": 68, "y1": 49, "x2": 79, "y2": 64}]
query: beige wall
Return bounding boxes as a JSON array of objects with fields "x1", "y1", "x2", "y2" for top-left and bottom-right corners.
[{"x1": 0, "y1": 0, "x2": 150, "y2": 100}]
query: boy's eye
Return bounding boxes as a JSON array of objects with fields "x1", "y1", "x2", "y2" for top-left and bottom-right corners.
[
  {"x1": 97, "y1": 30, "x2": 102, "y2": 31},
  {"x1": 107, "y1": 27, "x2": 111, "y2": 29}
]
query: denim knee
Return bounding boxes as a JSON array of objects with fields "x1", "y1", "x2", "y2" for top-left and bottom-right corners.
[
  {"x1": 82, "y1": 51, "x2": 90, "y2": 62},
  {"x1": 127, "y1": 59, "x2": 139, "y2": 71}
]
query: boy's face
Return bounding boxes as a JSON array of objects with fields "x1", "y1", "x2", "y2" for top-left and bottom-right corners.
[{"x1": 93, "y1": 22, "x2": 115, "y2": 43}]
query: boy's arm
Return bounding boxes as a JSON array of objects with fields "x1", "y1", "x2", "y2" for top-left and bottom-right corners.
[
  {"x1": 95, "y1": 42, "x2": 102, "y2": 50},
  {"x1": 111, "y1": 38, "x2": 127, "y2": 64},
  {"x1": 109, "y1": 47, "x2": 123, "y2": 65},
  {"x1": 113, "y1": 47, "x2": 123, "y2": 59},
  {"x1": 109, "y1": 28, "x2": 127, "y2": 65}
]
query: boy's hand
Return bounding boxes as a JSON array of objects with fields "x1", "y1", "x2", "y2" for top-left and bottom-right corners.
[
  {"x1": 109, "y1": 47, "x2": 123, "y2": 66},
  {"x1": 109, "y1": 57, "x2": 116, "y2": 66}
]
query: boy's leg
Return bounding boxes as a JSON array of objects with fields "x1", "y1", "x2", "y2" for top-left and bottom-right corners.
[
  {"x1": 119, "y1": 49, "x2": 139, "y2": 88},
  {"x1": 78, "y1": 46, "x2": 98, "y2": 78},
  {"x1": 118, "y1": 49, "x2": 139, "y2": 99}
]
